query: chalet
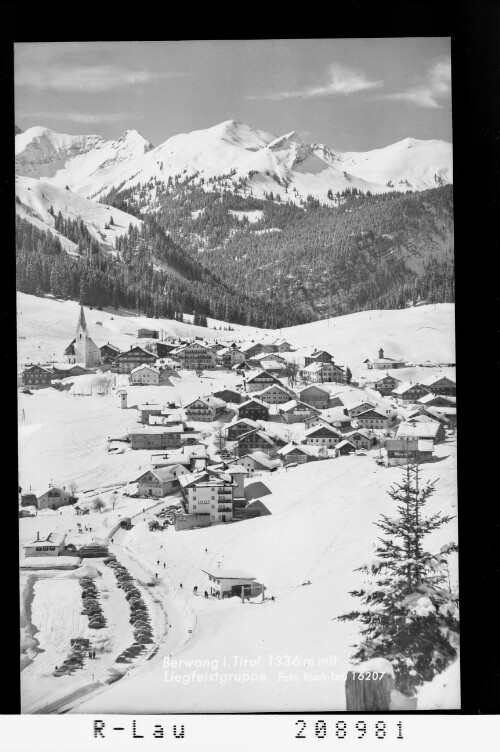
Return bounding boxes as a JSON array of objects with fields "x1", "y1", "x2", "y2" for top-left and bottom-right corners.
[
  {"x1": 173, "y1": 342, "x2": 216, "y2": 370},
  {"x1": 138, "y1": 403, "x2": 163, "y2": 423},
  {"x1": 51, "y1": 364, "x2": 87, "y2": 379},
  {"x1": 37, "y1": 486, "x2": 76, "y2": 511},
  {"x1": 180, "y1": 469, "x2": 237, "y2": 522},
  {"x1": 236, "y1": 429, "x2": 275, "y2": 457},
  {"x1": 303, "y1": 424, "x2": 341, "y2": 447},
  {"x1": 405, "y1": 406, "x2": 447, "y2": 424},
  {"x1": 396, "y1": 421, "x2": 446, "y2": 444},
  {"x1": 419, "y1": 375, "x2": 456, "y2": 396},
  {"x1": 202, "y1": 569, "x2": 265, "y2": 599},
  {"x1": 130, "y1": 364, "x2": 160, "y2": 385},
  {"x1": 152, "y1": 446, "x2": 208, "y2": 472},
  {"x1": 392, "y1": 382, "x2": 431, "y2": 405},
  {"x1": 22, "y1": 365, "x2": 53, "y2": 389},
  {"x1": 300, "y1": 361, "x2": 345, "y2": 383},
  {"x1": 23, "y1": 532, "x2": 67, "y2": 557},
  {"x1": 277, "y1": 442, "x2": 316, "y2": 464},
  {"x1": 216, "y1": 347, "x2": 246, "y2": 368},
  {"x1": 385, "y1": 438, "x2": 435, "y2": 466},
  {"x1": 267, "y1": 337, "x2": 292, "y2": 353},
  {"x1": 116, "y1": 346, "x2": 157, "y2": 374},
  {"x1": 232, "y1": 452, "x2": 281, "y2": 474},
  {"x1": 128, "y1": 425, "x2": 184, "y2": 450},
  {"x1": 152, "y1": 341, "x2": 177, "y2": 358},
  {"x1": 335, "y1": 439, "x2": 356, "y2": 456},
  {"x1": 225, "y1": 418, "x2": 260, "y2": 442},
  {"x1": 374, "y1": 373, "x2": 401, "y2": 396},
  {"x1": 185, "y1": 396, "x2": 226, "y2": 422},
  {"x1": 418, "y1": 393, "x2": 456, "y2": 408},
  {"x1": 245, "y1": 370, "x2": 281, "y2": 393},
  {"x1": 238, "y1": 398, "x2": 269, "y2": 422},
  {"x1": 251, "y1": 352, "x2": 286, "y2": 365},
  {"x1": 365, "y1": 347, "x2": 406, "y2": 370},
  {"x1": 254, "y1": 358, "x2": 287, "y2": 376},
  {"x1": 64, "y1": 305, "x2": 101, "y2": 368},
  {"x1": 280, "y1": 399, "x2": 319, "y2": 424},
  {"x1": 20, "y1": 492, "x2": 37, "y2": 508},
  {"x1": 136, "y1": 468, "x2": 179, "y2": 497},
  {"x1": 344, "y1": 429, "x2": 375, "y2": 450},
  {"x1": 426, "y1": 406, "x2": 457, "y2": 428},
  {"x1": 232, "y1": 361, "x2": 253, "y2": 372},
  {"x1": 347, "y1": 401, "x2": 376, "y2": 418},
  {"x1": 298, "y1": 385, "x2": 329, "y2": 409},
  {"x1": 212, "y1": 388, "x2": 243, "y2": 405},
  {"x1": 240, "y1": 342, "x2": 273, "y2": 359},
  {"x1": 99, "y1": 343, "x2": 121, "y2": 360},
  {"x1": 255, "y1": 384, "x2": 295, "y2": 405},
  {"x1": 304, "y1": 349, "x2": 334, "y2": 366},
  {"x1": 355, "y1": 408, "x2": 390, "y2": 430},
  {"x1": 137, "y1": 328, "x2": 159, "y2": 339},
  {"x1": 304, "y1": 410, "x2": 351, "y2": 432}
]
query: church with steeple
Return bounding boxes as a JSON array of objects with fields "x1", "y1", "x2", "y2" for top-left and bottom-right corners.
[{"x1": 64, "y1": 304, "x2": 101, "y2": 367}]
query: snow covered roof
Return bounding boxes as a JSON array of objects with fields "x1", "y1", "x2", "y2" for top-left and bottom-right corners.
[
  {"x1": 420, "y1": 374, "x2": 456, "y2": 387},
  {"x1": 246, "y1": 451, "x2": 281, "y2": 469},
  {"x1": 304, "y1": 424, "x2": 341, "y2": 437},
  {"x1": 280, "y1": 399, "x2": 315, "y2": 412},
  {"x1": 393, "y1": 381, "x2": 426, "y2": 395},
  {"x1": 418, "y1": 392, "x2": 455, "y2": 405},
  {"x1": 246, "y1": 369, "x2": 277, "y2": 382},
  {"x1": 131, "y1": 364, "x2": 160, "y2": 374},
  {"x1": 186, "y1": 395, "x2": 226, "y2": 409},
  {"x1": 336, "y1": 439, "x2": 356, "y2": 449},
  {"x1": 24, "y1": 531, "x2": 66, "y2": 547},
  {"x1": 299, "y1": 384, "x2": 329, "y2": 395},
  {"x1": 277, "y1": 442, "x2": 315, "y2": 456},
  {"x1": 202, "y1": 569, "x2": 255, "y2": 580},
  {"x1": 227, "y1": 417, "x2": 259, "y2": 429},
  {"x1": 239, "y1": 397, "x2": 268, "y2": 409},
  {"x1": 136, "y1": 467, "x2": 177, "y2": 483},
  {"x1": 356, "y1": 408, "x2": 387, "y2": 419},
  {"x1": 345, "y1": 429, "x2": 372, "y2": 439},
  {"x1": 255, "y1": 384, "x2": 292, "y2": 397},
  {"x1": 237, "y1": 430, "x2": 274, "y2": 445},
  {"x1": 225, "y1": 464, "x2": 249, "y2": 474},
  {"x1": 396, "y1": 421, "x2": 442, "y2": 439}
]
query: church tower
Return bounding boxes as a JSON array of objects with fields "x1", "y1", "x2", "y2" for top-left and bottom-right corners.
[
  {"x1": 75, "y1": 304, "x2": 91, "y2": 367},
  {"x1": 378, "y1": 347, "x2": 384, "y2": 360}
]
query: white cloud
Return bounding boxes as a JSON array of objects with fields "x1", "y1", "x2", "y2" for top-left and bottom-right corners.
[
  {"x1": 16, "y1": 62, "x2": 188, "y2": 92},
  {"x1": 248, "y1": 62, "x2": 383, "y2": 100},
  {"x1": 384, "y1": 59, "x2": 451, "y2": 109}
]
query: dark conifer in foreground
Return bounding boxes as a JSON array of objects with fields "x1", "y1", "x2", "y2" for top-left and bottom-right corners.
[{"x1": 337, "y1": 463, "x2": 459, "y2": 696}]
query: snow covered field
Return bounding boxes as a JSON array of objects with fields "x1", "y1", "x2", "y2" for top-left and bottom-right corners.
[{"x1": 17, "y1": 293, "x2": 459, "y2": 712}]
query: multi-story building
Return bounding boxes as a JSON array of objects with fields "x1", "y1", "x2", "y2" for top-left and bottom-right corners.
[
  {"x1": 174, "y1": 342, "x2": 216, "y2": 370},
  {"x1": 303, "y1": 425, "x2": 342, "y2": 447},
  {"x1": 225, "y1": 418, "x2": 260, "y2": 442},
  {"x1": 236, "y1": 429, "x2": 275, "y2": 457},
  {"x1": 280, "y1": 399, "x2": 319, "y2": 424},
  {"x1": 115, "y1": 346, "x2": 157, "y2": 374},
  {"x1": 392, "y1": 382, "x2": 431, "y2": 405},
  {"x1": 300, "y1": 362, "x2": 345, "y2": 383},
  {"x1": 130, "y1": 364, "x2": 160, "y2": 385},
  {"x1": 128, "y1": 425, "x2": 184, "y2": 450},
  {"x1": 419, "y1": 375, "x2": 456, "y2": 396},
  {"x1": 245, "y1": 370, "x2": 281, "y2": 393},
  {"x1": 298, "y1": 385, "x2": 330, "y2": 409},
  {"x1": 180, "y1": 469, "x2": 237, "y2": 523},
  {"x1": 237, "y1": 398, "x2": 269, "y2": 422},
  {"x1": 255, "y1": 384, "x2": 295, "y2": 405},
  {"x1": 22, "y1": 364, "x2": 53, "y2": 389},
  {"x1": 185, "y1": 396, "x2": 226, "y2": 422},
  {"x1": 373, "y1": 373, "x2": 402, "y2": 396},
  {"x1": 355, "y1": 409, "x2": 391, "y2": 430}
]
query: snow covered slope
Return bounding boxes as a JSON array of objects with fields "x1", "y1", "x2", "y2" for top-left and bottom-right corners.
[
  {"x1": 16, "y1": 176, "x2": 142, "y2": 250},
  {"x1": 16, "y1": 120, "x2": 452, "y2": 205},
  {"x1": 15, "y1": 126, "x2": 153, "y2": 182}
]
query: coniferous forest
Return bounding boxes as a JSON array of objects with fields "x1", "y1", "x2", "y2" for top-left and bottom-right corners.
[{"x1": 16, "y1": 183, "x2": 454, "y2": 327}]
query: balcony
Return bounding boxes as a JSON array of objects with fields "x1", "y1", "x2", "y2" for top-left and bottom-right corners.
[{"x1": 218, "y1": 505, "x2": 232, "y2": 512}]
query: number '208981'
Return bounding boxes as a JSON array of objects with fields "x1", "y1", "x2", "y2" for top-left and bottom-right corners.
[{"x1": 295, "y1": 720, "x2": 404, "y2": 739}]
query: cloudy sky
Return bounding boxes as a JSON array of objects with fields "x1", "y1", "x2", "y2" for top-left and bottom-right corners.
[{"x1": 15, "y1": 39, "x2": 452, "y2": 150}]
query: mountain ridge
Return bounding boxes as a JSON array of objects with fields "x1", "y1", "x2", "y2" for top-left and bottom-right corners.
[{"x1": 15, "y1": 119, "x2": 452, "y2": 204}]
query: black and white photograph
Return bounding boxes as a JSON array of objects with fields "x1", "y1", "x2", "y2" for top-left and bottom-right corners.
[{"x1": 14, "y1": 38, "x2": 461, "y2": 715}]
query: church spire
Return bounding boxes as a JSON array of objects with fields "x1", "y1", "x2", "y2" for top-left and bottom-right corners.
[{"x1": 77, "y1": 303, "x2": 88, "y2": 333}]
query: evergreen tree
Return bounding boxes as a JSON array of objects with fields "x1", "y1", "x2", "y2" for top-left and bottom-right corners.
[
  {"x1": 345, "y1": 366, "x2": 352, "y2": 384},
  {"x1": 337, "y1": 463, "x2": 459, "y2": 696}
]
